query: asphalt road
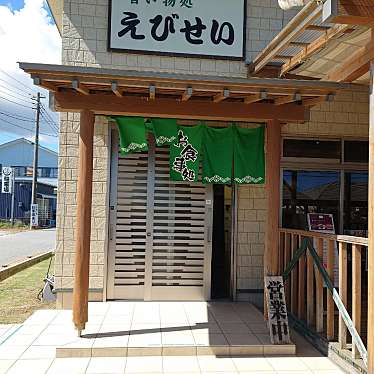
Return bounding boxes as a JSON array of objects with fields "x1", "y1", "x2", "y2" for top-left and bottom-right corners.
[{"x1": 0, "y1": 228, "x2": 56, "y2": 267}]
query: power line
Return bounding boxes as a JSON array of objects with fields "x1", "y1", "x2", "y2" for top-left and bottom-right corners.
[
  {"x1": 40, "y1": 104, "x2": 59, "y2": 127},
  {"x1": 0, "y1": 89, "x2": 35, "y2": 106},
  {"x1": 0, "y1": 68, "x2": 36, "y2": 96},
  {"x1": 40, "y1": 106, "x2": 59, "y2": 133},
  {"x1": 0, "y1": 95, "x2": 35, "y2": 109},
  {"x1": 0, "y1": 108, "x2": 35, "y2": 121},
  {"x1": 0, "y1": 117, "x2": 57, "y2": 137},
  {"x1": 0, "y1": 84, "x2": 33, "y2": 101},
  {"x1": 0, "y1": 111, "x2": 35, "y2": 123},
  {"x1": 0, "y1": 77, "x2": 33, "y2": 97},
  {"x1": 39, "y1": 113, "x2": 59, "y2": 135}
]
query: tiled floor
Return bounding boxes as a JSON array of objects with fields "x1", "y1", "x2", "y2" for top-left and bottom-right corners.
[{"x1": 0, "y1": 302, "x2": 346, "y2": 373}]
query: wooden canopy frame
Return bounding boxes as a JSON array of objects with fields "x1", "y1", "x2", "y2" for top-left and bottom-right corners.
[
  {"x1": 19, "y1": 62, "x2": 363, "y2": 337},
  {"x1": 19, "y1": 63, "x2": 362, "y2": 122}
]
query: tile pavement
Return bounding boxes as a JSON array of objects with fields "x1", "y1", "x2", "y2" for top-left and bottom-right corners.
[{"x1": 0, "y1": 303, "x2": 345, "y2": 373}]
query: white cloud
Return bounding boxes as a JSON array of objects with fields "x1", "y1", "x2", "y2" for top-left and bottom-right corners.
[{"x1": 0, "y1": 0, "x2": 61, "y2": 150}]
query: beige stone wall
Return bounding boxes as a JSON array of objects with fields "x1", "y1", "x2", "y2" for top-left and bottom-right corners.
[
  {"x1": 55, "y1": 114, "x2": 110, "y2": 308},
  {"x1": 61, "y1": 0, "x2": 297, "y2": 77}
]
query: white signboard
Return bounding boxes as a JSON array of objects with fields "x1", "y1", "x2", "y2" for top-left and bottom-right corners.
[
  {"x1": 31, "y1": 204, "x2": 38, "y2": 227},
  {"x1": 1, "y1": 167, "x2": 13, "y2": 194},
  {"x1": 109, "y1": 0, "x2": 246, "y2": 59}
]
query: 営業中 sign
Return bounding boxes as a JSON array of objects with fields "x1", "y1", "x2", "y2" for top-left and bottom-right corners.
[
  {"x1": 264, "y1": 276, "x2": 291, "y2": 345},
  {"x1": 1, "y1": 167, "x2": 13, "y2": 194},
  {"x1": 31, "y1": 204, "x2": 38, "y2": 227},
  {"x1": 109, "y1": 0, "x2": 246, "y2": 59}
]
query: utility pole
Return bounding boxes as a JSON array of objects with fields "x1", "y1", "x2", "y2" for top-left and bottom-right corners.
[{"x1": 30, "y1": 92, "x2": 41, "y2": 229}]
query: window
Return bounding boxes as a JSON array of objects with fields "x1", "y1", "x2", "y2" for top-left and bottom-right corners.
[
  {"x1": 283, "y1": 139, "x2": 341, "y2": 160},
  {"x1": 37, "y1": 168, "x2": 58, "y2": 178},
  {"x1": 344, "y1": 140, "x2": 368, "y2": 163},
  {"x1": 282, "y1": 170, "x2": 340, "y2": 232},
  {"x1": 343, "y1": 172, "x2": 368, "y2": 235}
]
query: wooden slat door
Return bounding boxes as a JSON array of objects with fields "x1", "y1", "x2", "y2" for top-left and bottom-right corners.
[{"x1": 107, "y1": 133, "x2": 212, "y2": 300}]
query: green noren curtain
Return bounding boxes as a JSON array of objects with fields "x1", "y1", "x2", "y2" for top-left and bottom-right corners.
[
  {"x1": 170, "y1": 125, "x2": 205, "y2": 183},
  {"x1": 150, "y1": 118, "x2": 178, "y2": 147},
  {"x1": 114, "y1": 117, "x2": 148, "y2": 155},
  {"x1": 202, "y1": 126, "x2": 233, "y2": 184},
  {"x1": 233, "y1": 125, "x2": 265, "y2": 184}
]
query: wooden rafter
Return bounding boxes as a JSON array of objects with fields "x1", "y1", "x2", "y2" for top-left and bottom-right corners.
[
  {"x1": 181, "y1": 87, "x2": 193, "y2": 102},
  {"x1": 244, "y1": 91, "x2": 267, "y2": 104},
  {"x1": 306, "y1": 24, "x2": 330, "y2": 32},
  {"x1": 280, "y1": 24, "x2": 353, "y2": 77},
  {"x1": 327, "y1": 36, "x2": 374, "y2": 82},
  {"x1": 149, "y1": 85, "x2": 156, "y2": 100},
  {"x1": 252, "y1": 1, "x2": 322, "y2": 74},
  {"x1": 33, "y1": 77, "x2": 58, "y2": 92},
  {"x1": 111, "y1": 82, "x2": 123, "y2": 97},
  {"x1": 302, "y1": 93, "x2": 335, "y2": 106},
  {"x1": 72, "y1": 79, "x2": 90, "y2": 95},
  {"x1": 274, "y1": 93, "x2": 302, "y2": 106},
  {"x1": 213, "y1": 89, "x2": 230, "y2": 103}
]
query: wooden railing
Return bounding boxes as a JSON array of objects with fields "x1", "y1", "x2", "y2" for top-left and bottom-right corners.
[{"x1": 279, "y1": 228, "x2": 368, "y2": 366}]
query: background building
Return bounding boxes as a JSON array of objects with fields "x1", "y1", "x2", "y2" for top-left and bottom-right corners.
[{"x1": 0, "y1": 138, "x2": 58, "y2": 226}]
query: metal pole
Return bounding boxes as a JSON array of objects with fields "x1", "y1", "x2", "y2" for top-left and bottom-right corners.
[
  {"x1": 30, "y1": 92, "x2": 41, "y2": 229},
  {"x1": 10, "y1": 173, "x2": 15, "y2": 226}
]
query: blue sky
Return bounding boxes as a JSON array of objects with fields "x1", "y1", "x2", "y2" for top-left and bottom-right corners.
[{"x1": 0, "y1": 0, "x2": 60, "y2": 152}]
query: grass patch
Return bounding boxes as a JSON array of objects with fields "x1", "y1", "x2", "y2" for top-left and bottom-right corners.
[
  {"x1": 0, "y1": 257, "x2": 55, "y2": 324},
  {"x1": 0, "y1": 220, "x2": 29, "y2": 232}
]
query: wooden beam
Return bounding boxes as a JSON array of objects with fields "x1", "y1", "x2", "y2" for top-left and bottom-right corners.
[
  {"x1": 213, "y1": 89, "x2": 230, "y2": 103},
  {"x1": 72, "y1": 79, "x2": 90, "y2": 95},
  {"x1": 306, "y1": 24, "x2": 330, "y2": 31},
  {"x1": 302, "y1": 94, "x2": 335, "y2": 107},
  {"x1": 264, "y1": 120, "x2": 281, "y2": 277},
  {"x1": 330, "y1": 14, "x2": 374, "y2": 24},
  {"x1": 181, "y1": 86, "x2": 193, "y2": 102},
  {"x1": 290, "y1": 41, "x2": 309, "y2": 48},
  {"x1": 323, "y1": 0, "x2": 374, "y2": 25},
  {"x1": 149, "y1": 85, "x2": 156, "y2": 100},
  {"x1": 274, "y1": 93, "x2": 302, "y2": 106},
  {"x1": 327, "y1": 38, "x2": 374, "y2": 82},
  {"x1": 33, "y1": 77, "x2": 58, "y2": 92},
  {"x1": 252, "y1": 1, "x2": 322, "y2": 73},
  {"x1": 368, "y1": 62, "x2": 374, "y2": 373},
  {"x1": 72, "y1": 109, "x2": 94, "y2": 335},
  {"x1": 244, "y1": 91, "x2": 267, "y2": 104},
  {"x1": 281, "y1": 24, "x2": 353, "y2": 77},
  {"x1": 53, "y1": 92, "x2": 309, "y2": 122},
  {"x1": 111, "y1": 82, "x2": 123, "y2": 97}
]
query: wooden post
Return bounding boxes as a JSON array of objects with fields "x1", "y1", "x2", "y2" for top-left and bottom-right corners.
[
  {"x1": 72, "y1": 110, "x2": 95, "y2": 335},
  {"x1": 326, "y1": 239, "x2": 335, "y2": 340},
  {"x1": 264, "y1": 120, "x2": 281, "y2": 277},
  {"x1": 338, "y1": 241, "x2": 348, "y2": 349},
  {"x1": 315, "y1": 238, "x2": 324, "y2": 333},
  {"x1": 352, "y1": 244, "x2": 362, "y2": 359},
  {"x1": 368, "y1": 62, "x2": 374, "y2": 372}
]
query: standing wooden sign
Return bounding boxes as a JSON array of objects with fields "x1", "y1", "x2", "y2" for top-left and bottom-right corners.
[{"x1": 265, "y1": 276, "x2": 291, "y2": 344}]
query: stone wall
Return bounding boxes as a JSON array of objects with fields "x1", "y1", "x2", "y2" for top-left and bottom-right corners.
[{"x1": 55, "y1": 114, "x2": 110, "y2": 308}]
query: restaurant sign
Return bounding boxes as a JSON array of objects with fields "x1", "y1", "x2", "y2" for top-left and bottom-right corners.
[{"x1": 108, "y1": 0, "x2": 246, "y2": 59}]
